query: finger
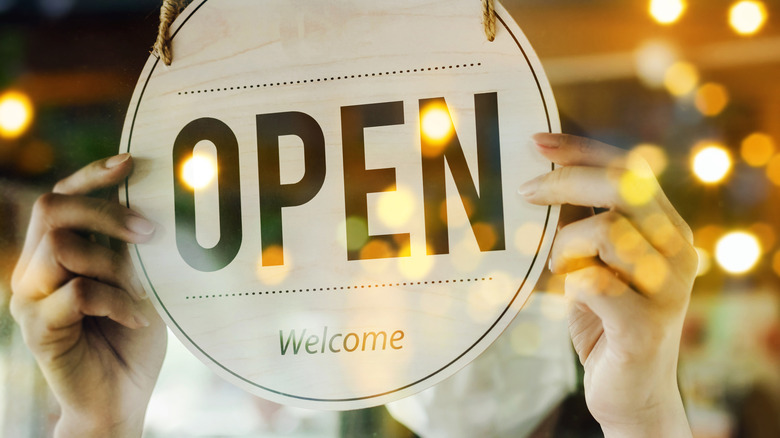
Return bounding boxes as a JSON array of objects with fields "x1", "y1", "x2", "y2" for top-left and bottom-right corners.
[
  {"x1": 18, "y1": 229, "x2": 147, "y2": 301},
  {"x1": 520, "y1": 166, "x2": 689, "y2": 257},
  {"x1": 530, "y1": 133, "x2": 693, "y2": 244},
  {"x1": 37, "y1": 193, "x2": 154, "y2": 243},
  {"x1": 13, "y1": 192, "x2": 155, "y2": 281},
  {"x1": 532, "y1": 133, "x2": 627, "y2": 168},
  {"x1": 44, "y1": 277, "x2": 149, "y2": 329},
  {"x1": 565, "y1": 266, "x2": 645, "y2": 334},
  {"x1": 552, "y1": 211, "x2": 689, "y2": 299},
  {"x1": 53, "y1": 153, "x2": 133, "y2": 196},
  {"x1": 9, "y1": 278, "x2": 148, "y2": 359}
]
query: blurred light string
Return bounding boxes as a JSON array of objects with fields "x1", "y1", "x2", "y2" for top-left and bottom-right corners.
[{"x1": 153, "y1": 0, "x2": 498, "y2": 66}]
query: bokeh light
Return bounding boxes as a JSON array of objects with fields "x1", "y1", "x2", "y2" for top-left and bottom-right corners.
[
  {"x1": 182, "y1": 154, "x2": 216, "y2": 189},
  {"x1": 767, "y1": 155, "x2": 780, "y2": 186},
  {"x1": 398, "y1": 247, "x2": 434, "y2": 280},
  {"x1": 649, "y1": 0, "x2": 687, "y2": 25},
  {"x1": 420, "y1": 106, "x2": 452, "y2": 144},
  {"x1": 629, "y1": 143, "x2": 668, "y2": 176},
  {"x1": 773, "y1": 251, "x2": 780, "y2": 277},
  {"x1": 635, "y1": 39, "x2": 680, "y2": 88},
  {"x1": 377, "y1": 187, "x2": 415, "y2": 228},
  {"x1": 741, "y1": 133, "x2": 775, "y2": 167},
  {"x1": 619, "y1": 169, "x2": 658, "y2": 206},
  {"x1": 694, "y1": 224, "x2": 724, "y2": 252},
  {"x1": 715, "y1": 231, "x2": 761, "y2": 274},
  {"x1": 664, "y1": 61, "x2": 699, "y2": 96},
  {"x1": 749, "y1": 222, "x2": 776, "y2": 252},
  {"x1": 729, "y1": 1, "x2": 768, "y2": 36},
  {"x1": 509, "y1": 321, "x2": 541, "y2": 356},
  {"x1": 694, "y1": 83, "x2": 729, "y2": 117},
  {"x1": 692, "y1": 143, "x2": 732, "y2": 184},
  {"x1": 0, "y1": 90, "x2": 34, "y2": 139},
  {"x1": 255, "y1": 247, "x2": 292, "y2": 285}
]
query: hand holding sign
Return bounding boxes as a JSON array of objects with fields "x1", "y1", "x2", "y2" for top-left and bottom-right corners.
[
  {"x1": 521, "y1": 133, "x2": 696, "y2": 437},
  {"x1": 9, "y1": 155, "x2": 167, "y2": 437}
]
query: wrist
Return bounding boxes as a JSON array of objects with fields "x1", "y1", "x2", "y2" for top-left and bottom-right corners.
[
  {"x1": 599, "y1": 391, "x2": 691, "y2": 438},
  {"x1": 55, "y1": 409, "x2": 145, "y2": 438}
]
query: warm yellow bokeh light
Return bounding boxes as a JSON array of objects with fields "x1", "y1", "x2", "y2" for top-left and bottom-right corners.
[
  {"x1": 692, "y1": 144, "x2": 732, "y2": 184},
  {"x1": 729, "y1": 1, "x2": 768, "y2": 36},
  {"x1": 715, "y1": 231, "x2": 761, "y2": 274},
  {"x1": 0, "y1": 90, "x2": 34, "y2": 139},
  {"x1": 182, "y1": 154, "x2": 216, "y2": 189},
  {"x1": 741, "y1": 132, "x2": 775, "y2": 167},
  {"x1": 664, "y1": 62, "x2": 699, "y2": 96},
  {"x1": 767, "y1": 155, "x2": 780, "y2": 186},
  {"x1": 749, "y1": 223, "x2": 776, "y2": 254},
  {"x1": 255, "y1": 247, "x2": 291, "y2": 285},
  {"x1": 695, "y1": 83, "x2": 729, "y2": 117},
  {"x1": 398, "y1": 247, "x2": 434, "y2": 280},
  {"x1": 421, "y1": 107, "x2": 453, "y2": 142},
  {"x1": 619, "y1": 169, "x2": 658, "y2": 206},
  {"x1": 509, "y1": 321, "x2": 541, "y2": 356},
  {"x1": 635, "y1": 39, "x2": 680, "y2": 88},
  {"x1": 629, "y1": 143, "x2": 668, "y2": 176},
  {"x1": 773, "y1": 251, "x2": 780, "y2": 277},
  {"x1": 377, "y1": 187, "x2": 415, "y2": 228},
  {"x1": 649, "y1": 0, "x2": 687, "y2": 24},
  {"x1": 695, "y1": 247, "x2": 712, "y2": 277}
]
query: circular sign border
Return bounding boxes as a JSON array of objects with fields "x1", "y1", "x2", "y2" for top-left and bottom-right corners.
[{"x1": 122, "y1": 0, "x2": 558, "y2": 405}]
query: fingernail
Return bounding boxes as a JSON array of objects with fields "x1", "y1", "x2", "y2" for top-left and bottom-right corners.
[
  {"x1": 126, "y1": 215, "x2": 155, "y2": 236},
  {"x1": 106, "y1": 153, "x2": 130, "y2": 168},
  {"x1": 518, "y1": 178, "x2": 539, "y2": 197},
  {"x1": 548, "y1": 258, "x2": 554, "y2": 272},
  {"x1": 532, "y1": 132, "x2": 560, "y2": 148},
  {"x1": 134, "y1": 313, "x2": 150, "y2": 328}
]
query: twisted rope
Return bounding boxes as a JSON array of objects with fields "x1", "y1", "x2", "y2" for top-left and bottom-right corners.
[
  {"x1": 154, "y1": 0, "x2": 496, "y2": 66},
  {"x1": 153, "y1": 0, "x2": 188, "y2": 66},
  {"x1": 482, "y1": 0, "x2": 496, "y2": 42}
]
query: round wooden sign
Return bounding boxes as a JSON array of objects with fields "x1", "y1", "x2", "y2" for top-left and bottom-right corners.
[{"x1": 119, "y1": 0, "x2": 559, "y2": 410}]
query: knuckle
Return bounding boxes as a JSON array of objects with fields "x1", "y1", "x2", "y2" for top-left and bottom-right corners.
[
  {"x1": 32, "y1": 192, "x2": 59, "y2": 219},
  {"x1": 8, "y1": 295, "x2": 26, "y2": 324},
  {"x1": 43, "y1": 228, "x2": 72, "y2": 255},
  {"x1": 64, "y1": 277, "x2": 91, "y2": 308}
]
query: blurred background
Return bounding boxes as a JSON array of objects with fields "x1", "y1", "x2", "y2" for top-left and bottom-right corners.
[{"x1": 1, "y1": 0, "x2": 779, "y2": 436}]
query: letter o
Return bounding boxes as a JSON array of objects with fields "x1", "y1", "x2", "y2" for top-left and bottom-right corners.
[{"x1": 343, "y1": 333, "x2": 360, "y2": 352}]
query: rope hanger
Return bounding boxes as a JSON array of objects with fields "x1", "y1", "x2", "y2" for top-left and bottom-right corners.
[{"x1": 154, "y1": 0, "x2": 497, "y2": 66}]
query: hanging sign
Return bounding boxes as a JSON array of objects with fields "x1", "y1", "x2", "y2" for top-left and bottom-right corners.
[{"x1": 119, "y1": 0, "x2": 560, "y2": 410}]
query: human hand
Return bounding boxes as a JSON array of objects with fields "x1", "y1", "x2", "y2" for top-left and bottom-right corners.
[
  {"x1": 520, "y1": 134, "x2": 697, "y2": 437},
  {"x1": 10, "y1": 154, "x2": 167, "y2": 438}
]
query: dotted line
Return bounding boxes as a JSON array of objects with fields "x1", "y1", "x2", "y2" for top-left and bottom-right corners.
[
  {"x1": 184, "y1": 277, "x2": 493, "y2": 301},
  {"x1": 178, "y1": 62, "x2": 483, "y2": 96}
]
